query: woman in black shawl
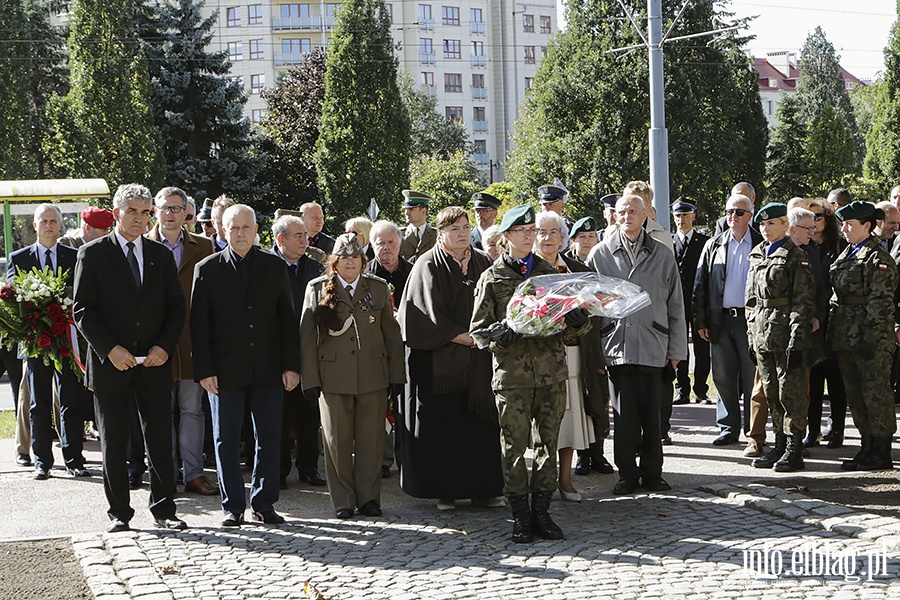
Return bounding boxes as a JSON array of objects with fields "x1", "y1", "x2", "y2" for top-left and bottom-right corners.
[{"x1": 396, "y1": 206, "x2": 504, "y2": 509}]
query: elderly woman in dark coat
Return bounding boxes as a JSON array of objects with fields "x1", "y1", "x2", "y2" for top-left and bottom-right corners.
[{"x1": 397, "y1": 207, "x2": 504, "y2": 510}]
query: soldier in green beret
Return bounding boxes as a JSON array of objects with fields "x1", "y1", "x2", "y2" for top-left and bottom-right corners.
[
  {"x1": 830, "y1": 202, "x2": 898, "y2": 470},
  {"x1": 745, "y1": 203, "x2": 816, "y2": 472},
  {"x1": 471, "y1": 205, "x2": 592, "y2": 543}
]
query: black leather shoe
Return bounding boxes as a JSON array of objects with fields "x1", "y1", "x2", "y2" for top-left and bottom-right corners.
[
  {"x1": 712, "y1": 433, "x2": 738, "y2": 446},
  {"x1": 107, "y1": 518, "x2": 130, "y2": 533},
  {"x1": 335, "y1": 508, "x2": 354, "y2": 519},
  {"x1": 661, "y1": 435, "x2": 673, "y2": 446},
  {"x1": 253, "y1": 509, "x2": 285, "y2": 525},
  {"x1": 380, "y1": 466, "x2": 392, "y2": 478},
  {"x1": 643, "y1": 477, "x2": 672, "y2": 492},
  {"x1": 592, "y1": 456, "x2": 615, "y2": 475},
  {"x1": 155, "y1": 517, "x2": 188, "y2": 530},
  {"x1": 67, "y1": 467, "x2": 92, "y2": 477},
  {"x1": 574, "y1": 455, "x2": 591, "y2": 476},
  {"x1": 358, "y1": 501, "x2": 382, "y2": 517},
  {"x1": 221, "y1": 512, "x2": 244, "y2": 527},
  {"x1": 612, "y1": 478, "x2": 640, "y2": 495},
  {"x1": 672, "y1": 396, "x2": 690, "y2": 405},
  {"x1": 128, "y1": 476, "x2": 143, "y2": 490},
  {"x1": 33, "y1": 467, "x2": 50, "y2": 480},
  {"x1": 16, "y1": 453, "x2": 32, "y2": 467},
  {"x1": 299, "y1": 471, "x2": 327, "y2": 486}
]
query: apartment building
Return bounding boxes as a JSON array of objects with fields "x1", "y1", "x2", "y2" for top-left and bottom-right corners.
[{"x1": 201, "y1": 1, "x2": 557, "y2": 180}]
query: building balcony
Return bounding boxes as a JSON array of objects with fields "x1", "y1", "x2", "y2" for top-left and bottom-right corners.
[
  {"x1": 419, "y1": 19, "x2": 434, "y2": 31},
  {"x1": 425, "y1": 86, "x2": 437, "y2": 97},
  {"x1": 473, "y1": 153, "x2": 489, "y2": 165},
  {"x1": 471, "y1": 21, "x2": 486, "y2": 34},
  {"x1": 324, "y1": 16, "x2": 336, "y2": 29},
  {"x1": 272, "y1": 16, "x2": 320, "y2": 31},
  {"x1": 472, "y1": 87, "x2": 487, "y2": 100},
  {"x1": 471, "y1": 55, "x2": 487, "y2": 68},
  {"x1": 420, "y1": 51, "x2": 436, "y2": 65},
  {"x1": 473, "y1": 120, "x2": 488, "y2": 132},
  {"x1": 275, "y1": 52, "x2": 308, "y2": 67}
]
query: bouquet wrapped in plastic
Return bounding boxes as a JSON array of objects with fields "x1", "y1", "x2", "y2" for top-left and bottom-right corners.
[{"x1": 472, "y1": 273, "x2": 652, "y2": 347}]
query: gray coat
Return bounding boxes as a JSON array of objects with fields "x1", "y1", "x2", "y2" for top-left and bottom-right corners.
[{"x1": 586, "y1": 230, "x2": 687, "y2": 368}]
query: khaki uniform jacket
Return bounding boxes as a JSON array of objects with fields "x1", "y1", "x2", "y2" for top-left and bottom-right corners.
[
  {"x1": 745, "y1": 237, "x2": 815, "y2": 355},
  {"x1": 146, "y1": 225, "x2": 214, "y2": 380},
  {"x1": 300, "y1": 272, "x2": 405, "y2": 395},
  {"x1": 399, "y1": 224, "x2": 437, "y2": 261},
  {"x1": 470, "y1": 255, "x2": 591, "y2": 391}
]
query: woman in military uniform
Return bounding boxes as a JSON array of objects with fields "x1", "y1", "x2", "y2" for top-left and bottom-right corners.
[
  {"x1": 470, "y1": 205, "x2": 591, "y2": 544},
  {"x1": 300, "y1": 234, "x2": 406, "y2": 519},
  {"x1": 745, "y1": 203, "x2": 815, "y2": 472},
  {"x1": 829, "y1": 202, "x2": 897, "y2": 471}
]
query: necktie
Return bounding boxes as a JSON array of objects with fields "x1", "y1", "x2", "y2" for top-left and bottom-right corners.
[
  {"x1": 415, "y1": 228, "x2": 421, "y2": 243},
  {"x1": 126, "y1": 242, "x2": 141, "y2": 288},
  {"x1": 44, "y1": 249, "x2": 53, "y2": 273},
  {"x1": 345, "y1": 284, "x2": 353, "y2": 298}
]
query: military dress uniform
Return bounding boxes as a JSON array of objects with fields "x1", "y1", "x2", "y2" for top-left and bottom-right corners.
[
  {"x1": 828, "y1": 203, "x2": 898, "y2": 470},
  {"x1": 745, "y1": 205, "x2": 815, "y2": 472}
]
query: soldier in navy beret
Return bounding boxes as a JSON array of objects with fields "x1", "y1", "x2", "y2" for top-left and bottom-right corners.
[{"x1": 471, "y1": 192, "x2": 501, "y2": 249}]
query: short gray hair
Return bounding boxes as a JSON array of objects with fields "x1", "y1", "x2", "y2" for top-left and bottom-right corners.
[
  {"x1": 222, "y1": 204, "x2": 256, "y2": 229},
  {"x1": 788, "y1": 207, "x2": 814, "y2": 227},
  {"x1": 727, "y1": 194, "x2": 754, "y2": 211},
  {"x1": 272, "y1": 215, "x2": 304, "y2": 239},
  {"x1": 33, "y1": 203, "x2": 62, "y2": 223},
  {"x1": 370, "y1": 220, "x2": 402, "y2": 244},
  {"x1": 534, "y1": 210, "x2": 570, "y2": 251},
  {"x1": 113, "y1": 184, "x2": 152, "y2": 210},
  {"x1": 154, "y1": 186, "x2": 187, "y2": 207}
]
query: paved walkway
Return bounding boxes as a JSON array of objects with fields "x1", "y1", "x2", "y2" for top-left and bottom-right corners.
[{"x1": 2, "y1": 402, "x2": 899, "y2": 598}]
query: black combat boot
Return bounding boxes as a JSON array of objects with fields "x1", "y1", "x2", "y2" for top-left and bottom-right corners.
[
  {"x1": 752, "y1": 432, "x2": 786, "y2": 469},
  {"x1": 774, "y1": 432, "x2": 805, "y2": 472},
  {"x1": 841, "y1": 435, "x2": 873, "y2": 471},
  {"x1": 507, "y1": 494, "x2": 532, "y2": 544},
  {"x1": 574, "y1": 450, "x2": 591, "y2": 475},
  {"x1": 530, "y1": 491, "x2": 564, "y2": 540},
  {"x1": 857, "y1": 437, "x2": 894, "y2": 471}
]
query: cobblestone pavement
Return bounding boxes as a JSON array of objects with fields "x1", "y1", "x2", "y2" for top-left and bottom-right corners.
[{"x1": 68, "y1": 486, "x2": 900, "y2": 600}]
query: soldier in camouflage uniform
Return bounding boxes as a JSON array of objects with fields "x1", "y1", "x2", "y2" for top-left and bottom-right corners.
[
  {"x1": 470, "y1": 205, "x2": 591, "y2": 544},
  {"x1": 745, "y1": 204, "x2": 816, "y2": 472},
  {"x1": 829, "y1": 202, "x2": 898, "y2": 471}
]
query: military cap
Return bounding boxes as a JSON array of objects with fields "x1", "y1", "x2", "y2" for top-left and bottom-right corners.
[
  {"x1": 570, "y1": 216, "x2": 599, "y2": 236},
  {"x1": 274, "y1": 208, "x2": 303, "y2": 219},
  {"x1": 671, "y1": 197, "x2": 697, "y2": 214},
  {"x1": 472, "y1": 191, "x2": 501, "y2": 210},
  {"x1": 538, "y1": 185, "x2": 567, "y2": 203},
  {"x1": 835, "y1": 201, "x2": 880, "y2": 222},
  {"x1": 498, "y1": 205, "x2": 535, "y2": 233},
  {"x1": 402, "y1": 190, "x2": 431, "y2": 208},
  {"x1": 600, "y1": 193, "x2": 621, "y2": 208},
  {"x1": 332, "y1": 232, "x2": 365, "y2": 257},
  {"x1": 753, "y1": 202, "x2": 787, "y2": 224},
  {"x1": 197, "y1": 206, "x2": 212, "y2": 222},
  {"x1": 82, "y1": 206, "x2": 114, "y2": 229}
]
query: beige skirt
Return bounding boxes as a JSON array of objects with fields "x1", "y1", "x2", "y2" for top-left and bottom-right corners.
[{"x1": 557, "y1": 346, "x2": 595, "y2": 450}]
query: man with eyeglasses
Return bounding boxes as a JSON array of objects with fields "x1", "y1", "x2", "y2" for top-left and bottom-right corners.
[
  {"x1": 147, "y1": 187, "x2": 217, "y2": 496},
  {"x1": 693, "y1": 194, "x2": 762, "y2": 449}
]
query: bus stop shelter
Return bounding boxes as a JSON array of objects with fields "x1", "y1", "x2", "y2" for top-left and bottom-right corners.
[{"x1": 0, "y1": 179, "x2": 110, "y2": 258}]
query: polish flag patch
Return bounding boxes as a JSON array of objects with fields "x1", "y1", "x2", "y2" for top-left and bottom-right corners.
[
  {"x1": 800, "y1": 261, "x2": 809, "y2": 268},
  {"x1": 879, "y1": 263, "x2": 890, "y2": 271}
]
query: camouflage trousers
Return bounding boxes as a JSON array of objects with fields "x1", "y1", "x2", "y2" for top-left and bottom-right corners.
[
  {"x1": 494, "y1": 382, "x2": 566, "y2": 496},
  {"x1": 757, "y1": 352, "x2": 807, "y2": 435},
  {"x1": 836, "y1": 351, "x2": 898, "y2": 438}
]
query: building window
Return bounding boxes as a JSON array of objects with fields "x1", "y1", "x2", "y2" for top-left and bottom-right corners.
[
  {"x1": 226, "y1": 6, "x2": 240, "y2": 27},
  {"x1": 249, "y1": 39, "x2": 263, "y2": 59},
  {"x1": 472, "y1": 41, "x2": 484, "y2": 56},
  {"x1": 541, "y1": 46, "x2": 548, "y2": 58},
  {"x1": 227, "y1": 41, "x2": 242, "y2": 61},
  {"x1": 419, "y1": 4, "x2": 433, "y2": 29},
  {"x1": 422, "y1": 72, "x2": 434, "y2": 87},
  {"x1": 470, "y1": 7, "x2": 484, "y2": 33},
  {"x1": 444, "y1": 73, "x2": 462, "y2": 93},
  {"x1": 282, "y1": 3, "x2": 310, "y2": 18},
  {"x1": 443, "y1": 39, "x2": 461, "y2": 59},
  {"x1": 251, "y1": 109, "x2": 265, "y2": 124},
  {"x1": 474, "y1": 139, "x2": 487, "y2": 154},
  {"x1": 446, "y1": 106, "x2": 463, "y2": 121},
  {"x1": 472, "y1": 74, "x2": 484, "y2": 88},
  {"x1": 767, "y1": 100, "x2": 774, "y2": 115},
  {"x1": 251, "y1": 74, "x2": 265, "y2": 94},
  {"x1": 523, "y1": 14, "x2": 534, "y2": 33},
  {"x1": 282, "y1": 38, "x2": 311, "y2": 54},
  {"x1": 540, "y1": 15, "x2": 551, "y2": 34},
  {"x1": 525, "y1": 77, "x2": 534, "y2": 90},
  {"x1": 473, "y1": 107, "x2": 485, "y2": 121},
  {"x1": 420, "y1": 38, "x2": 434, "y2": 63},
  {"x1": 524, "y1": 46, "x2": 535, "y2": 64},
  {"x1": 442, "y1": 6, "x2": 460, "y2": 26},
  {"x1": 248, "y1": 4, "x2": 262, "y2": 25}
]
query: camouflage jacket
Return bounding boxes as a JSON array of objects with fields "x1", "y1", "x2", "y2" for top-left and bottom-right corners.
[
  {"x1": 827, "y1": 236, "x2": 898, "y2": 353},
  {"x1": 470, "y1": 254, "x2": 591, "y2": 391},
  {"x1": 745, "y1": 237, "x2": 815, "y2": 354}
]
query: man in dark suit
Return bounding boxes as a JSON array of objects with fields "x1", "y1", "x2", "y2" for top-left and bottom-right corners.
[
  {"x1": 272, "y1": 214, "x2": 326, "y2": 489},
  {"x1": 9, "y1": 204, "x2": 88, "y2": 479},
  {"x1": 147, "y1": 186, "x2": 217, "y2": 496},
  {"x1": 300, "y1": 202, "x2": 336, "y2": 255},
  {"x1": 74, "y1": 184, "x2": 187, "y2": 533},
  {"x1": 671, "y1": 198, "x2": 711, "y2": 406},
  {"x1": 470, "y1": 191, "x2": 500, "y2": 250},
  {"x1": 209, "y1": 196, "x2": 235, "y2": 252},
  {"x1": 191, "y1": 204, "x2": 301, "y2": 527}
]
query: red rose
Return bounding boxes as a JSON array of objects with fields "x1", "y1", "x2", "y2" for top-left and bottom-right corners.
[
  {"x1": 60, "y1": 346, "x2": 69, "y2": 357},
  {"x1": 37, "y1": 333, "x2": 52, "y2": 348},
  {"x1": 51, "y1": 321, "x2": 67, "y2": 335},
  {"x1": 47, "y1": 303, "x2": 63, "y2": 320},
  {"x1": 33, "y1": 311, "x2": 40, "y2": 319},
  {"x1": 26, "y1": 301, "x2": 34, "y2": 309}
]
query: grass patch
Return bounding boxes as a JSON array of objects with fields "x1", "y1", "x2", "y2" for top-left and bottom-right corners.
[{"x1": 0, "y1": 410, "x2": 14, "y2": 439}]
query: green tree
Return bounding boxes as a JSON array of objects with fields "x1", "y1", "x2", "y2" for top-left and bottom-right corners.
[
  {"x1": 315, "y1": 0, "x2": 410, "y2": 229},
  {"x1": 258, "y1": 49, "x2": 327, "y2": 212},
  {"x1": 142, "y1": 0, "x2": 262, "y2": 203},
  {"x1": 865, "y1": 2, "x2": 900, "y2": 189},
  {"x1": 409, "y1": 151, "x2": 483, "y2": 217},
  {"x1": 507, "y1": 0, "x2": 767, "y2": 227},
  {"x1": 766, "y1": 95, "x2": 808, "y2": 200},
  {"x1": 804, "y1": 102, "x2": 860, "y2": 196},
  {"x1": 398, "y1": 71, "x2": 469, "y2": 159}
]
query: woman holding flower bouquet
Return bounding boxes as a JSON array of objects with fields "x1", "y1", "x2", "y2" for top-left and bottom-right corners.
[{"x1": 471, "y1": 205, "x2": 592, "y2": 544}]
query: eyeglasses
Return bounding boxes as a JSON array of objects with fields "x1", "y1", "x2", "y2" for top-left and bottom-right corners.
[
  {"x1": 797, "y1": 225, "x2": 817, "y2": 234},
  {"x1": 157, "y1": 205, "x2": 184, "y2": 214},
  {"x1": 811, "y1": 213, "x2": 825, "y2": 221},
  {"x1": 725, "y1": 208, "x2": 749, "y2": 217},
  {"x1": 508, "y1": 226, "x2": 537, "y2": 236}
]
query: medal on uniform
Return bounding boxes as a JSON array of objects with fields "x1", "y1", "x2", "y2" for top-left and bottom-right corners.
[{"x1": 368, "y1": 315, "x2": 376, "y2": 324}]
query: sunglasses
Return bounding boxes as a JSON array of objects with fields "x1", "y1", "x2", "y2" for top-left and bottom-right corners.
[
  {"x1": 812, "y1": 213, "x2": 825, "y2": 221},
  {"x1": 725, "y1": 208, "x2": 749, "y2": 217}
]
